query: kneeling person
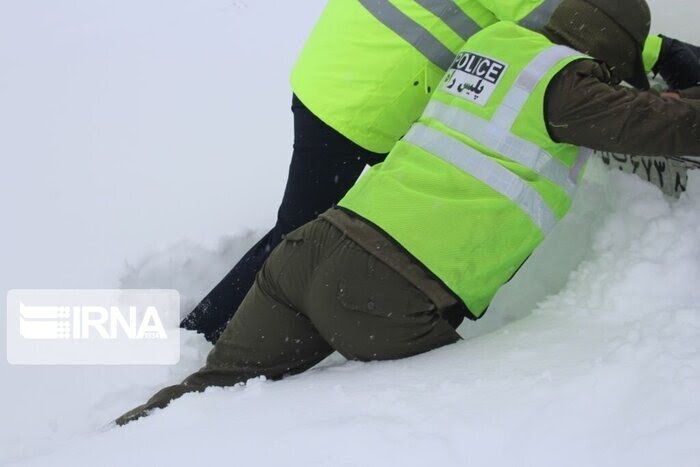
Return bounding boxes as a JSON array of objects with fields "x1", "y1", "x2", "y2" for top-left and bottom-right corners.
[{"x1": 117, "y1": 0, "x2": 700, "y2": 425}]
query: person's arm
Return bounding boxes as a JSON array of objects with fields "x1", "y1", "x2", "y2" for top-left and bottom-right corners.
[
  {"x1": 652, "y1": 35, "x2": 700, "y2": 89},
  {"x1": 545, "y1": 59, "x2": 700, "y2": 157}
]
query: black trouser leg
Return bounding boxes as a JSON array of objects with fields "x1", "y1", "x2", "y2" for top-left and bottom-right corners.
[
  {"x1": 656, "y1": 35, "x2": 700, "y2": 89},
  {"x1": 180, "y1": 95, "x2": 386, "y2": 343}
]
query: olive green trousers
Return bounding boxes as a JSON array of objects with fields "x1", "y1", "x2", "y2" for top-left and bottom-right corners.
[{"x1": 116, "y1": 218, "x2": 461, "y2": 425}]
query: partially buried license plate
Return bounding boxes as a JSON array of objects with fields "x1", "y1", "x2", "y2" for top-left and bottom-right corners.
[{"x1": 595, "y1": 151, "x2": 699, "y2": 197}]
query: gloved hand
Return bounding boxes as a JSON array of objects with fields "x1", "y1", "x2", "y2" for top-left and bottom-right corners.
[{"x1": 655, "y1": 35, "x2": 700, "y2": 89}]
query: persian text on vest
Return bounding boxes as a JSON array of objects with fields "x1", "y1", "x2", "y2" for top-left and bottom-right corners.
[{"x1": 441, "y1": 52, "x2": 508, "y2": 107}]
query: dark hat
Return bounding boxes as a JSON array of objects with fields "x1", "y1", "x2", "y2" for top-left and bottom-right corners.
[
  {"x1": 583, "y1": 0, "x2": 651, "y2": 89},
  {"x1": 544, "y1": 0, "x2": 652, "y2": 89}
]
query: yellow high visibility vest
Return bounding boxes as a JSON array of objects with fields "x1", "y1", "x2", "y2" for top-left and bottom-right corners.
[{"x1": 340, "y1": 22, "x2": 591, "y2": 318}]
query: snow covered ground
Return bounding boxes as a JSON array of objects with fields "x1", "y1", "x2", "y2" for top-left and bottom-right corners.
[{"x1": 2, "y1": 1, "x2": 700, "y2": 466}]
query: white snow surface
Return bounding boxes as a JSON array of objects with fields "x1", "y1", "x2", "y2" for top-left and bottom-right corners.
[{"x1": 2, "y1": 1, "x2": 700, "y2": 466}]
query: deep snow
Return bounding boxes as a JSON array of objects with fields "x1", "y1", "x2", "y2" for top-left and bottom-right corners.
[{"x1": 2, "y1": 1, "x2": 700, "y2": 466}]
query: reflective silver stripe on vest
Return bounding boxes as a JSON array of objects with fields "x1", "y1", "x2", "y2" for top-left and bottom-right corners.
[
  {"x1": 404, "y1": 123, "x2": 558, "y2": 233},
  {"x1": 519, "y1": 0, "x2": 564, "y2": 31},
  {"x1": 424, "y1": 100, "x2": 576, "y2": 195},
  {"x1": 571, "y1": 146, "x2": 594, "y2": 183},
  {"x1": 493, "y1": 45, "x2": 580, "y2": 129},
  {"x1": 359, "y1": 0, "x2": 474, "y2": 70},
  {"x1": 415, "y1": 0, "x2": 482, "y2": 41},
  {"x1": 423, "y1": 45, "x2": 583, "y2": 195}
]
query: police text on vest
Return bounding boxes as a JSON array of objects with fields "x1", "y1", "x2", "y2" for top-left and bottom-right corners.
[{"x1": 441, "y1": 52, "x2": 508, "y2": 106}]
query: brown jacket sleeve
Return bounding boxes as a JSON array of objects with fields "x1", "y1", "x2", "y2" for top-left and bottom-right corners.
[{"x1": 545, "y1": 59, "x2": 700, "y2": 157}]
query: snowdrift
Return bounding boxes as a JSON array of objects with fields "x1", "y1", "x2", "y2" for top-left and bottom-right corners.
[
  {"x1": 3, "y1": 0, "x2": 700, "y2": 465},
  {"x1": 5, "y1": 162, "x2": 700, "y2": 466}
]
